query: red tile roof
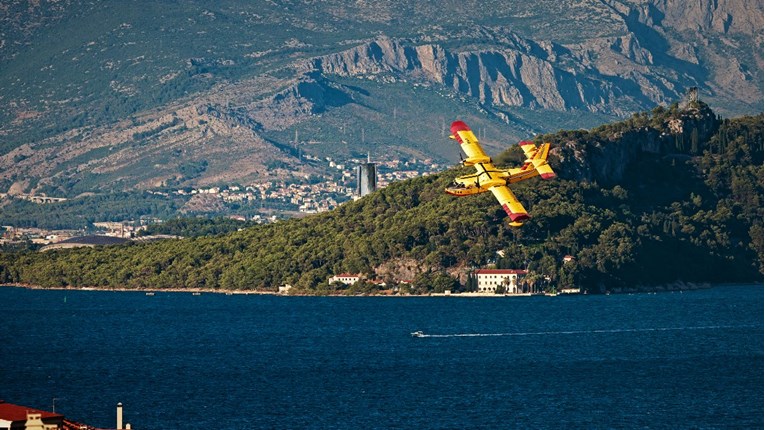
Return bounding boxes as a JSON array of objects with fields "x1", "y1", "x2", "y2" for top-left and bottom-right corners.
[
  {"x1": 474, "y1": 269, "x2": 528, "y2": 275},
  {"x1": 0, "y1": 400, "x2": 64, "y2": 422}
]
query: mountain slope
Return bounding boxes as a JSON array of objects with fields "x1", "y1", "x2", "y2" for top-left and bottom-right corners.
[{"x1": 0, "y1": 0, "x2": 761, "y2": 198}]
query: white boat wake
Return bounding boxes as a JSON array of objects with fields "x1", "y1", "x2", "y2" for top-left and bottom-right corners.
[{"x1": 411, "y1": 324, "x2": 760, "y2": 338}]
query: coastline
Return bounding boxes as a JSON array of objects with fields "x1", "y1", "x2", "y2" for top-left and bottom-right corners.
[
  {"x1": 1, "y1": 281, "x2": 754, "y2": 297},
  {"x1": 0, "y1": 283, "x2": 279, "y2": 296},
  {"x1": 1, "y1": 283, "x2": 516, "y2": 297}
]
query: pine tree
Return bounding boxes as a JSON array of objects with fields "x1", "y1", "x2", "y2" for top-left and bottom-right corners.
[{"x1": 691, "y1": 127, "x2": 699, "y2": 154}]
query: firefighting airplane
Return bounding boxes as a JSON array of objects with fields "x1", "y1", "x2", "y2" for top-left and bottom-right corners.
[{"x1": 446, "y1": 120, "x2": 555, "y2": 227}]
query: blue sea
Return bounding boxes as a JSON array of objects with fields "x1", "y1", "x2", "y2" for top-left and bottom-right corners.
[{"x1": 1, "y1": 285, "x2": 762, "y2": 429}]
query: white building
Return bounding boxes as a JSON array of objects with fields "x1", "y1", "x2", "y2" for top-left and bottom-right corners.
[
  {"x1": 474, "y1": 269, "x2": 527, "y2": 294},
  {"x1": 328, "y1": 273, "x2": 360, "y2": 286}
]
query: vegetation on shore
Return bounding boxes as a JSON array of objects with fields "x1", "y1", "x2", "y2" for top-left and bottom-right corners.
[{"x1": 0, "y1": 104, "x2": 761, "y2": 294}]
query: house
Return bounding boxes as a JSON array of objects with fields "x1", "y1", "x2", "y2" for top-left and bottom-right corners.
[
  {"x1": 328, "y1": 273, "x2": 360, "y2": 286},
  {"x1": 0, "y1": 401, "x2": 64, "y2": 430},
  {"x1": 474, "y1": 269, "x2": 528, "y2": 294}
]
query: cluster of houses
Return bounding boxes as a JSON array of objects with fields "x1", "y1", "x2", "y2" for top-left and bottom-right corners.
[
  {"x1": 151, "y1": 181, "x2": 352, "y2": 215},
  {"x1": 2, "y1": 156, "x2": 447, "y2": 239},
  {"x1": 150, "y1": 156, "x2": 446, "y2": 215}
]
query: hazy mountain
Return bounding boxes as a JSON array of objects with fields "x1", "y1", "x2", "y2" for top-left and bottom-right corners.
[{"x1": 0, "y1": 0, "x2": 761, "y2": 196}]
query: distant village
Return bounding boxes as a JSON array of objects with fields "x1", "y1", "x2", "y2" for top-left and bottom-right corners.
[
  {"x1": 1, "y1": 156, "x2": 446, "y2": 246},
  {"x1": 151, "y1": 156, "x2": 443, "y2": 214}
]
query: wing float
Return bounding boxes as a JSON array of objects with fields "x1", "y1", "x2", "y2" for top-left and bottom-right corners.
[{"x1": 446, "y1": 120, "x2": 555, "y2": 227}]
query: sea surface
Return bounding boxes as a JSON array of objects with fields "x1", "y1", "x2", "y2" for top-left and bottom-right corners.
[{"x1": 1, "y1": 285, "x2": 762, "y2": 429}]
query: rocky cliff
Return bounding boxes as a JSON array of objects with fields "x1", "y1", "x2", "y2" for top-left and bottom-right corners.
[
  {"x1": 308, "y1": 35, "x2": 658, "y2": 116},
  {"x1": 301, "y1": 0, "x2": 762, "y2": 117},
  {"x1": 550, "y1": 103, "x2": 721, "y2": 185}
]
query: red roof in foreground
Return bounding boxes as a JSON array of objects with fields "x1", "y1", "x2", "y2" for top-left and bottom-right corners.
[
  {"x1": 0, "y1": 400, "x2": 64, "y2": 422},
  {"x1": 474, "y1": 269, "x2": 528, "y2": 275}
]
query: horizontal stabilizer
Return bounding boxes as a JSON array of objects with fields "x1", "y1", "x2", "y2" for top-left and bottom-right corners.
[
  {"x1": 519, "y1": 141, "x2": 538, "y2": 159},
  {"x1": 535, "y1": 163, "x2": 556, "y2": 180},
  {"x1": 527, "y1": 142, "x2": 556, "y2": 180}
]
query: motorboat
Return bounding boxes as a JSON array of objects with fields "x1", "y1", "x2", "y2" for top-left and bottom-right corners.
[{"x1": 411, "y1": 330, "x2": 425, "y2": 337}]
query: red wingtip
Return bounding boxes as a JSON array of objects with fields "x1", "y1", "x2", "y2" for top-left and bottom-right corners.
[
  {"x1": 541, "y1": 172, "x2": 556, "y2": 180},
  {"x1": 502, "y1": 204, "x2": 530, "y2": 222},
  {"x1": 518, "y1": 140, "x2": 533, "y2": 146},
  {"x1": 450, "y1": 120, "x2": 471, "y2": 134},
  {"x1": 450, "y1": 120, "x2": 471, "y2": 144},
  {"x1": 509, "y1": 212, "x2": 530, "y2": 222}
]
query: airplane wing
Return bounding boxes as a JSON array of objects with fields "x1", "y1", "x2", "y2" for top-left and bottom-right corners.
[
  {"x1": 450, "y1": 121, "x2": 491, "y2": 165},
  {"x1": 490, "y1": 185, "x2": 530, "y2": 227}
]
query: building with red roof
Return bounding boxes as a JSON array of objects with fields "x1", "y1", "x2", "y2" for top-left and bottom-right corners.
[
  {"x1": 0, "y1": 400, "x2": 99, "y2": 430},
  {"x1": 0, "y1": 400, "x2": 64, "y2": 429},
  {"x1": 474, "y1": 269, "x2": 528, "y2": 294}
]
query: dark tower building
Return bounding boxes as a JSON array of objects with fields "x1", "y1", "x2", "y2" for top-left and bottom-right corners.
[{"x1": 356, "y1": 154, "x2": 377, "y2": 197}]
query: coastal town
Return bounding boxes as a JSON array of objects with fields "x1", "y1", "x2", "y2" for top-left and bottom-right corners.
[{"x1": 1, "y1": 156, "x2": 447, "y2": 245}]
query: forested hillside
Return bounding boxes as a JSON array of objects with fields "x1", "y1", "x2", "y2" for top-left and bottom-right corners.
[
  {"x1": 0, "y1": 192, "x2": 184, "y2": 230},
  {"x1": 0, "y1": 104, "x2": 761, "y2": 293}
]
